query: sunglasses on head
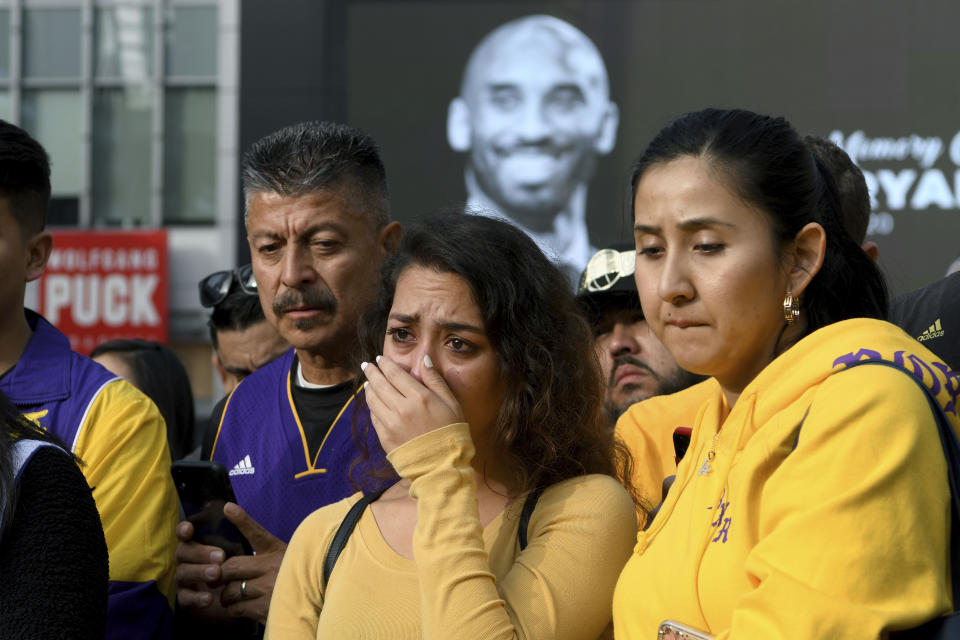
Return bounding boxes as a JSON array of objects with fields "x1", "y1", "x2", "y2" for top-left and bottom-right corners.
[
  {"x1": 579, "y1": 248, "x2": 636, "y2": 294},
  {"x1": 199, "y1": 264, "x2": 258, "y2": 308}
]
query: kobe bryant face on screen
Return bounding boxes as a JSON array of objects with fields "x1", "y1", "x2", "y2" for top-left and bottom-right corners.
[{"x1": 447, "y1": 16, "x2": 619, "y2": 231}]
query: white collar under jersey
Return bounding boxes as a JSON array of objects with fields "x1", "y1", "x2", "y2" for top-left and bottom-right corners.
[{"x1": 295, "y1": 360, "x2": 339, "y2": 390}]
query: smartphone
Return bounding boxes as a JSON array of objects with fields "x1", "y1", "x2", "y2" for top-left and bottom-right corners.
[
  {"x1": 673, "y1": 427, "x2": 692, "y2": 464},
  {"x1": 658, "y1": 620, "x2": 714, "y2": 640},
  {"x1": 171, "y1": 460, "x2": 253, "y2": 558}
]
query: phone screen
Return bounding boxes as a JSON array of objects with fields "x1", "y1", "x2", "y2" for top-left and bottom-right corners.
[
  {"x1": 673, "y1": 427, "x2": 692, "y2": 464},
  {"x1": 172, "y1": 461, "x2": 252, "y2": 557}
]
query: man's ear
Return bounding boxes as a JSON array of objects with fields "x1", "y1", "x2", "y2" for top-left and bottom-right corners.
[
  {"x1": 593, "y1": 102, "x2": 619, "y2": 155},
  {"x1": 378, "y1": 221, "x2": 402, "y2": 254},
  {"x1": 786, "y1": 222, "x2": 826, "y2": 298},
  {"x1": 24, "y1": 230, "x2": 53, "y2": 282},
  {"x1": 447, "y1": 97, "x2": 472, "y2": 152},
  {"x1": 211, "y1": 351, "x2": 230, "y2": 389}
]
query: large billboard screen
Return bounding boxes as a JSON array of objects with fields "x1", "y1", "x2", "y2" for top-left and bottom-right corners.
[{"x1": 340, "y1": 0, "x2": 960, "y2": 295}]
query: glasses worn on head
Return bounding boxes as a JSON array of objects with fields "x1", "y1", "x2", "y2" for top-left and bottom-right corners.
[
  {"x1": 199, "y1": 264, "x2": 258, "y2": 308},
  {"x1": 579, "y1": 249, "x2": 636, "y2": 293}
]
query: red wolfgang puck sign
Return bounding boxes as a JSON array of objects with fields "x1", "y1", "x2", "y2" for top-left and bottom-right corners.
[{"x1": 35, "y1": 230, "x2": 169, "y2": 355}]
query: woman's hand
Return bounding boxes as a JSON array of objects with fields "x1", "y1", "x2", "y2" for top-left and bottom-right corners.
[{"x1": 361, "y1": 354, "x2": 464, "y2": 453}]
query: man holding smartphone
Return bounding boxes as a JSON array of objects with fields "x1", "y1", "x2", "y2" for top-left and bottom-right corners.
[{"x1": 174, "y1": 121, "x2": 401, "y2": 629}]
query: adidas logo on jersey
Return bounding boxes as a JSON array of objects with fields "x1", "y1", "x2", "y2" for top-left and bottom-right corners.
[
  {"x1": 917, "y1": 318, "x2": 945, "y2": 342},
  {"x1": 229, "y1": 454, "x2": 255, "y2": 476}
]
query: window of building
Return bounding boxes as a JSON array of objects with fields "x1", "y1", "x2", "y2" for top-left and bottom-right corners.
[
  {"x1": 0, "y1": 9, "x2": 9, "y2": 80},
  {"x1": 23, "y1": 8, "x2": 82, "y2": 79},
  {"x1": 2, "y1": 0, "x2": 219, "y2": 228}
]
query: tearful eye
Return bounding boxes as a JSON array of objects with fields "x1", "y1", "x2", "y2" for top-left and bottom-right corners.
[
  {"x1": 386, "y1": 327, "x2": 412, "y2": 343},
  {"x1": 447, "y1": 337, "x2": 474, "y2": 354}
]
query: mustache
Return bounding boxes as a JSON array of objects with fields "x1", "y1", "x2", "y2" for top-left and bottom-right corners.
[
  {"x1": 272, "y1": 288, "x2": 337, "y2": 316},
  {"x1": 609, "y1": 355, "x2": 659, "y2": 388}
]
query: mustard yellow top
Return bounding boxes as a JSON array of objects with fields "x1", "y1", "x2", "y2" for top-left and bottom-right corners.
[
  {"x1": 266, "y1": 422, "x2": 637, "y2": 639},
  {"x1": 614, "y1": 318, "x2": 958, "y2": 639}
]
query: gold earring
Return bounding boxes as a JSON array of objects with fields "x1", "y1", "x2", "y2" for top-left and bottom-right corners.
[{"x1": 783, "y1": 290, "x2": 800, "y2": 325}]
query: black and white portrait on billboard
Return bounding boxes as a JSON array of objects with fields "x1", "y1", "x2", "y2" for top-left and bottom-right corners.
[{"x1": 446, "y1": 15, "x2": 619, "y2": 284}]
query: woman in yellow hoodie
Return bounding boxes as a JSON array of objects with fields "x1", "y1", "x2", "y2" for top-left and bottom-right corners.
[{"x1": 613, "y1": 108, "x2": 959, "y2": 639}]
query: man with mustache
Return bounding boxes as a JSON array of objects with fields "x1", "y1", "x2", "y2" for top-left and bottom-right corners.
[
  {"x1": 577, "y1": 245, "x2": 705, "y2": 510},
  {"x1": 447, "y1": 15, "x2": 619, "y2": 285},
  {"x1": 175, "y1": 122, "x2": 401, "y2": 633}
]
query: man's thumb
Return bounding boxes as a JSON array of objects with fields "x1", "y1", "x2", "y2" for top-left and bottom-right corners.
[{"x1": 224, "y1": 502, "x2": 281, "y2": 552}]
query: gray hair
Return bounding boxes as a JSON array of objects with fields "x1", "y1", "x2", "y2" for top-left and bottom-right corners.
[{"x1": 242, "y1": 121, "x2": 390, "y2": 227}]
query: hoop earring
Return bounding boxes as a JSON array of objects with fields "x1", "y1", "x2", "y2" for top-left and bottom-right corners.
[{"x1": 783, "y1": 290, "x2": 800, "y2": 325}]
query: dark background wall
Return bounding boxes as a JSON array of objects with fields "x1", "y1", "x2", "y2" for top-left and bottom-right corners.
[{"x1": 238, "y1": 0, "x2": 349, "y2": 263}]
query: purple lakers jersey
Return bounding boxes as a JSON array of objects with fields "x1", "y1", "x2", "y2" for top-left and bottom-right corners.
[{"x1": 210, "y1": 348, "x2": 388, "y2": 543}]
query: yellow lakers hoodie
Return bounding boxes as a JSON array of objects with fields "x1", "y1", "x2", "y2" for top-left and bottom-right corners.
[{"x1": 613, "y1": 318, "x2": 959, "y2": 639}]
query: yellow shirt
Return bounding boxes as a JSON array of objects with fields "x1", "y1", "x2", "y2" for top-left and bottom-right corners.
[
  {"x1": 614, "y1": 318, "x2": 958, "y2": 639},
  {"x1": 267, "y1": 423, "x2": 637, "y2": 639},
  {"x1": 76, "y1": 379, "x2": 179, "y2": 606},
  {"x1": 615, "y1": 378, "x2": 720, "y2": 510}
]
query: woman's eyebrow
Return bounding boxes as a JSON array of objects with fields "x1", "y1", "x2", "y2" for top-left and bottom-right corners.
[
  {"x1": 676, "y1": 217, "x2": 737, "y2": 231},
  {"x1": 635, "y1": 217, "x2": 738, "y2": 234},
  {"x1": 389, "y1": 313, "x2": 484, "y2": 334},
  {"x1": 437, "y1": 321, "x2": 485, "y2": 334}
]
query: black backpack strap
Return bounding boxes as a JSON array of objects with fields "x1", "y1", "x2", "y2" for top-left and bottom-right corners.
[
  {"x1": 838, "y1": 359, "x2": 960, "y2": 608},
  {"x1": 325, "y1": 484, "x2": 545, "y2": 586},
  {"x1": 323, "y1": 488, "x2": 387, "y2": 587},
  {"x1": 517, "y1": 486, "x2": 546, "y2": 551}
]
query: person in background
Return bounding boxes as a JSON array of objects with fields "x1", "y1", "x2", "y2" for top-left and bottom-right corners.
[
  {"x1": 91, "y1": 339, "x2": 196, "y2": 461},
  {"x1": 805, "y1": 135, "x2": 959, "y2": 371},
  {"x1": 267, "y1": 213, "x2": 637, "y2": 639},
  {"x1": 576, "y1": 243, "x2": 704, "y2": 424},
  {"x1": 576, "y1": 244, "x2": 706, "y2": 510},
  {"x1": 447, "y1": 15, "x2": 619, "y2": 284},
  {"x1": 0, "y1": 388, "x2": 108, "y2": 639},
  {"x1": 0, "y1": 119, "x2": 178, "y2": 639},
  {"x1": 614, "y1": 108, "x2": 957, "y2": 638},
  {"x1": 199, "y1": 264, "x2": 289, "y2": 395},
  {"x1": 175, "y1": 121, "x2": 402, "y2": 629}
]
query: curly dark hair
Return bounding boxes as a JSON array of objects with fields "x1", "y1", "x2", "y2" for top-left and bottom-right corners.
[{"x1": 353, "y1": 212, "x2": 638, "y2": 504}]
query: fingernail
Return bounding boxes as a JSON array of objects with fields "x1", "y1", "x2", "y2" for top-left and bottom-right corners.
[
  {"x1": 199, "y1": 592, "x2": 212, "y2": 606},
  {"x1": 210, "y1": 549, "x2": 224, "y2": 563},
  {"x1": 376, "y1": 355, "x2": 382, "y2": 364},
  {"x1": 224, "y1": 502, "x2": 239, "y2": 516},
  {"x1": 424, "y1": 354, "x2": 433, "y2": 368},
  {"x1": 360, "y1": 361, "x2": 369, "y2": 372},
  {"x1": 205, "y1": 566, "x2": 219, "y2": 579}
]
